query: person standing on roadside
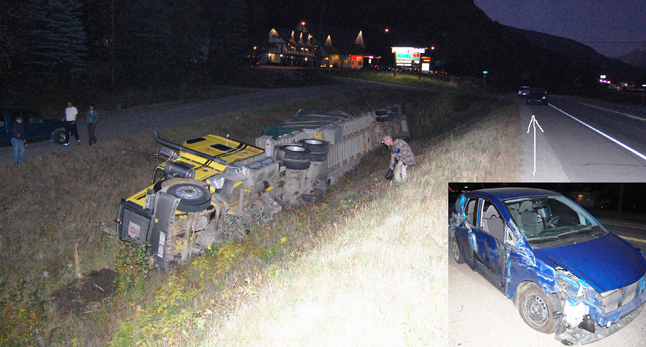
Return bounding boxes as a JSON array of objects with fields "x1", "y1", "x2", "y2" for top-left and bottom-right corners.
[
  {"x1": 11, "y1": 115, "x2": 26, "y2": 165},
  {"x1": 382, "y1": 135, "x2": 416, "y2": 182},
  {"x1": 86, "y1": 104, "x2": 99, "y2": 146},
  {"x1": 62, "y1": 101, "x2": 80, "y2": 146}
]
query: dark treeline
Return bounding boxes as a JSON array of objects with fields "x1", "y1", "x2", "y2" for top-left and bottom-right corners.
[
  {"x1": 0, "y1": 0, "x2": 632, "y2": 97},
  {"x1": 1, "y1": 0, "x2": 249, "y2": 90}
]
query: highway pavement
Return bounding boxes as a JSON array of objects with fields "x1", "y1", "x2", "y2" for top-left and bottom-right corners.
[{"x1": 520, "y1": 95, "x2": 646, "y2": 181}]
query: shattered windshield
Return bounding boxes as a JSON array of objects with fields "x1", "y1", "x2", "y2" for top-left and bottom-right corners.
[{"x1": 503, "y1": 195, "x2": 603, "y2": 240}]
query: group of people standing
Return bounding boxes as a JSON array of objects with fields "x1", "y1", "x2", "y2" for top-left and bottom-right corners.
[
  {"x1": 62, "y1": 102, "x2": 100, "y2": 147},
  {"x1": 10, "y1": 101, "x2": 100, "y2": 165}
]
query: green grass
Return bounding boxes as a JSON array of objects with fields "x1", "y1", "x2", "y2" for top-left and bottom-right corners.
[
  {"x1": 0, "y1": 85, "x2": 519, "y2": 346},
  {"x1": 328, "y1": 69, "x2": 461, "y2": 90}
]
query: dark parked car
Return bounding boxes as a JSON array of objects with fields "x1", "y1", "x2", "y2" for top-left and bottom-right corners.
[
  {"x1": 518, "y1": 86, "x2": 530, "y2": 97},
  {"x1": 527, "y1": 88, "x2": 548, "y2": 105},
  {"x1": 0, "y1": 108, "x2": 67, "y2": 146},
  {"x1": 449, "y1": 187, "x2": 646, "y2": 345}
]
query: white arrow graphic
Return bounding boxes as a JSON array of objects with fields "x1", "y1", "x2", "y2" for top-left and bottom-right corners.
[{"x1": 526, "y1": 115, "x2": 544, "y2": 175}]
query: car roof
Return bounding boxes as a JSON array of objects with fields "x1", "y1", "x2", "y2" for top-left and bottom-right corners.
[{"x1": 464, "y1": 187, "x2": 559, "y2": 201}]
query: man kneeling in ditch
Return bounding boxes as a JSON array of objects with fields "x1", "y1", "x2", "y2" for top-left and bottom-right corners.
[{"x1": 382, "y1": 135, "x2": 416, "y2": 182}]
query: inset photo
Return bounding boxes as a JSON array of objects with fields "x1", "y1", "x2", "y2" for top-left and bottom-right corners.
[{"x1": 448, "y1": 183, "x2": 646, "y2": 347}]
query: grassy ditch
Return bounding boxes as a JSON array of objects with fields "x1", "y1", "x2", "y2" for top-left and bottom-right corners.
[
  {"x1": 329, "y1": 69, "x2": 463, "y2": 90},
  {"x1": 203, "y1": 98, "x2": 522, "y2": 346},
  {"x1": 0, "y1": 87, "x2": 518, "y2": 345}
]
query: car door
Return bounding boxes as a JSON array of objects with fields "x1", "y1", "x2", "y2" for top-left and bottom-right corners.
[
  {"x1": 22, "y1": 109, "x2": 49, "y2": 141},
  {"x1": 472, "y1": 199, "x2": 508, "y2": 291},
  {"x1": 452, "y1": 196, "x2": 479, "y2": 269},
  {"x1": 0, "y1": 111, "x2": 9, "y2": 144}
]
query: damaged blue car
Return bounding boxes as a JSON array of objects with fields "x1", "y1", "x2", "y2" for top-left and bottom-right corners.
[{"x1": 449, "y1": 187, "x2": 646, "y2": 345}]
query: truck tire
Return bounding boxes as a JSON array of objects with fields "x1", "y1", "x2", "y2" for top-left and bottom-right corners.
[
  {"x1": 299, "y1": 139, "x2": 328, "y2": 162},
  {"x1": 281, "y1": 145, "x2": 310, "y2": 170},
  {"x1": 282, "y1": 145, "x2": 310, "y2": 160},
  {"x1": 284, "y1": 159, "x2": 309, "y2": 170},
  {"x1": 53, "y1": 128, "x2": 67, "y2": 145},
  {"x1": 167, "y1": 183, "x2": 211, "y2": 212}
]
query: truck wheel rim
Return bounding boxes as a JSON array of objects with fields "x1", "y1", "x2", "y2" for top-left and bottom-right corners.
[
  {"x1": 174, "y1": 186, "x2": 203, "y2": 200},
  {"x1": 285, "y1": 145, "x2": 305, "y2": 152}
]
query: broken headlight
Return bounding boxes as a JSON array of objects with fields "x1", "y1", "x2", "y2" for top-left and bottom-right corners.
[{"x1": 556, "y1": 266, "x2": 586, "y2": 299}]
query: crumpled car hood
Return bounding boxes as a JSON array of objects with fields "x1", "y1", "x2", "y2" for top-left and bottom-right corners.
[{"x1": 532, "y1": 233, "x2": 646, "y2": 293}]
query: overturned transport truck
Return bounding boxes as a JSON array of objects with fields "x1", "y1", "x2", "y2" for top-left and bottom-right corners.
[{"x1": 116, "y1": 105, "x2": 409, "y2": 270}]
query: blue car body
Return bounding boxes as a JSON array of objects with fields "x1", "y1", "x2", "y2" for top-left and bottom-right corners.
[{"x1": 449, "y1": 187, "x2": 646, "y2": 344}]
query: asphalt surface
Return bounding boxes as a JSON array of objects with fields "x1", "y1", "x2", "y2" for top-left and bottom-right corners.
[
  {"x1": 1, "y1": 77, "x2": 419, "y2": 165},
  {"x1": 597, "y1": 219, "x2": 646, "y2": 249},
  {"x1": 519, "y1": 95, "x2": 646, "y2": 181}
]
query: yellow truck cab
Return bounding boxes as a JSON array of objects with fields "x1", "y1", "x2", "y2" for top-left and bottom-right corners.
[{"x1": 117, "y1": 131, "x2": 283, "y2": 270}]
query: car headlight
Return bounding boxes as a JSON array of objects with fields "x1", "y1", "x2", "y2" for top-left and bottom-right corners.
[{"x1": 556, "y1": 266, "x2": 588, "y2": 299}]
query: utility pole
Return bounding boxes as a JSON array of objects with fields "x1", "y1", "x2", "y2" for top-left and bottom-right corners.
[
  {"x1": 318, "y1": 2, "x2": 325, "y2": 43},
  {"x1": 318, "y1": 2, "x2": 325, "y2": 69},
  {"x1": 111, "y1": 0, "x2": 115, "y2": 83}
]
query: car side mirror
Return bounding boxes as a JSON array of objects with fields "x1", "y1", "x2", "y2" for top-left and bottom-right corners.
[{"x1": 504, "y1": 225, "x2": 517, "y2": 247}]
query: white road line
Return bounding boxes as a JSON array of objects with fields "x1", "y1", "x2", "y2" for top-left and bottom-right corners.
[
  {"x1": 549, "y1": 104, "x2": 646, "y2": 162},
  {"x1": 579, "y1": 102, "x2": 646, "y2": 121}
]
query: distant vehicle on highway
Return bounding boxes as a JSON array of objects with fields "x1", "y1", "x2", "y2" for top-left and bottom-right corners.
[
  {"x1": 527, "y1": 88, "x2": 548, "y2": 105},
  {"x1": 0, "y1": 108, "x2": 67, "y2": 146},
  {"x1": 518, "y1": 86, "x2": 530, "y2": 97},
  {"x1": 449, "y1": 187, "x2": 646, "y2": 345}
]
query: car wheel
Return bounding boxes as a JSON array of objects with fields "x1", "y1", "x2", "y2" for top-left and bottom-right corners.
[
  {"x1": 518, "y1": 282, "x2": 560, "y2": 333},
  {"x1": 451, "y1": 235, "x2": 464, "y2": 264},
  {"x1": 167, "y1": 183, "x2": 211, "y2": 212},
  {"x1": 53, "y1": 128, "x2": 67, "y2": 145}
]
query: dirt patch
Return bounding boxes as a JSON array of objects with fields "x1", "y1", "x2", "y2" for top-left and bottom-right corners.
[{"x1": 51, "y1": 268, "x2": 116, "y2": 316}]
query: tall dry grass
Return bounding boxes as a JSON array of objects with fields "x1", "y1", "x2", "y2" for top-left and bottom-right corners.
[{"x1": 198, "y1": 101, "x2": 522, "y2": 346}]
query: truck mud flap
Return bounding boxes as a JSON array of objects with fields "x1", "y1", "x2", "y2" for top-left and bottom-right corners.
[
  {"x1": 116, "y1": 199, "x2": 154, "y2": 245},
  {"x1": 149, "y1": 191, "x2": 180, "y2": 271}
]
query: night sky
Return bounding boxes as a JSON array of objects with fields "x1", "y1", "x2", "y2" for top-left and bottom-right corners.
[{"x1": 473, "y1": 0, "x2": 646, "y2": 58}]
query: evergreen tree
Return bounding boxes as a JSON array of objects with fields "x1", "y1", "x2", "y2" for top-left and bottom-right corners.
[
  {"x1": 26, "y1": 0, "x2": 87, "y2": 76},
  {"x1": 114, "y1": 0, "x2": 207, "y2": 84},
  {"x1": 0, "y1": 2, "x2": 32, "y2": 73},
  {"x1": 206, "y1": 0, "x2": 249, "y2": 77}
]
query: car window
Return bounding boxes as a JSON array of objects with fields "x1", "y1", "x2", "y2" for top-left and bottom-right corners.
[
  {"x1": 503, "y1": 195, "x2": 600, "y2": 239},
  {"x1": 481, "y1": 200, "x2": 504, "y2": 240},
  {"x1": 464, "y1": 197, "x2": 479, "y2": 227},
  {"x1": 9, "y1": 111, "x2": 20, "y2": 123},
  {"x1": 23, "y1": 110, "x2": 44, "y2": 124}
]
